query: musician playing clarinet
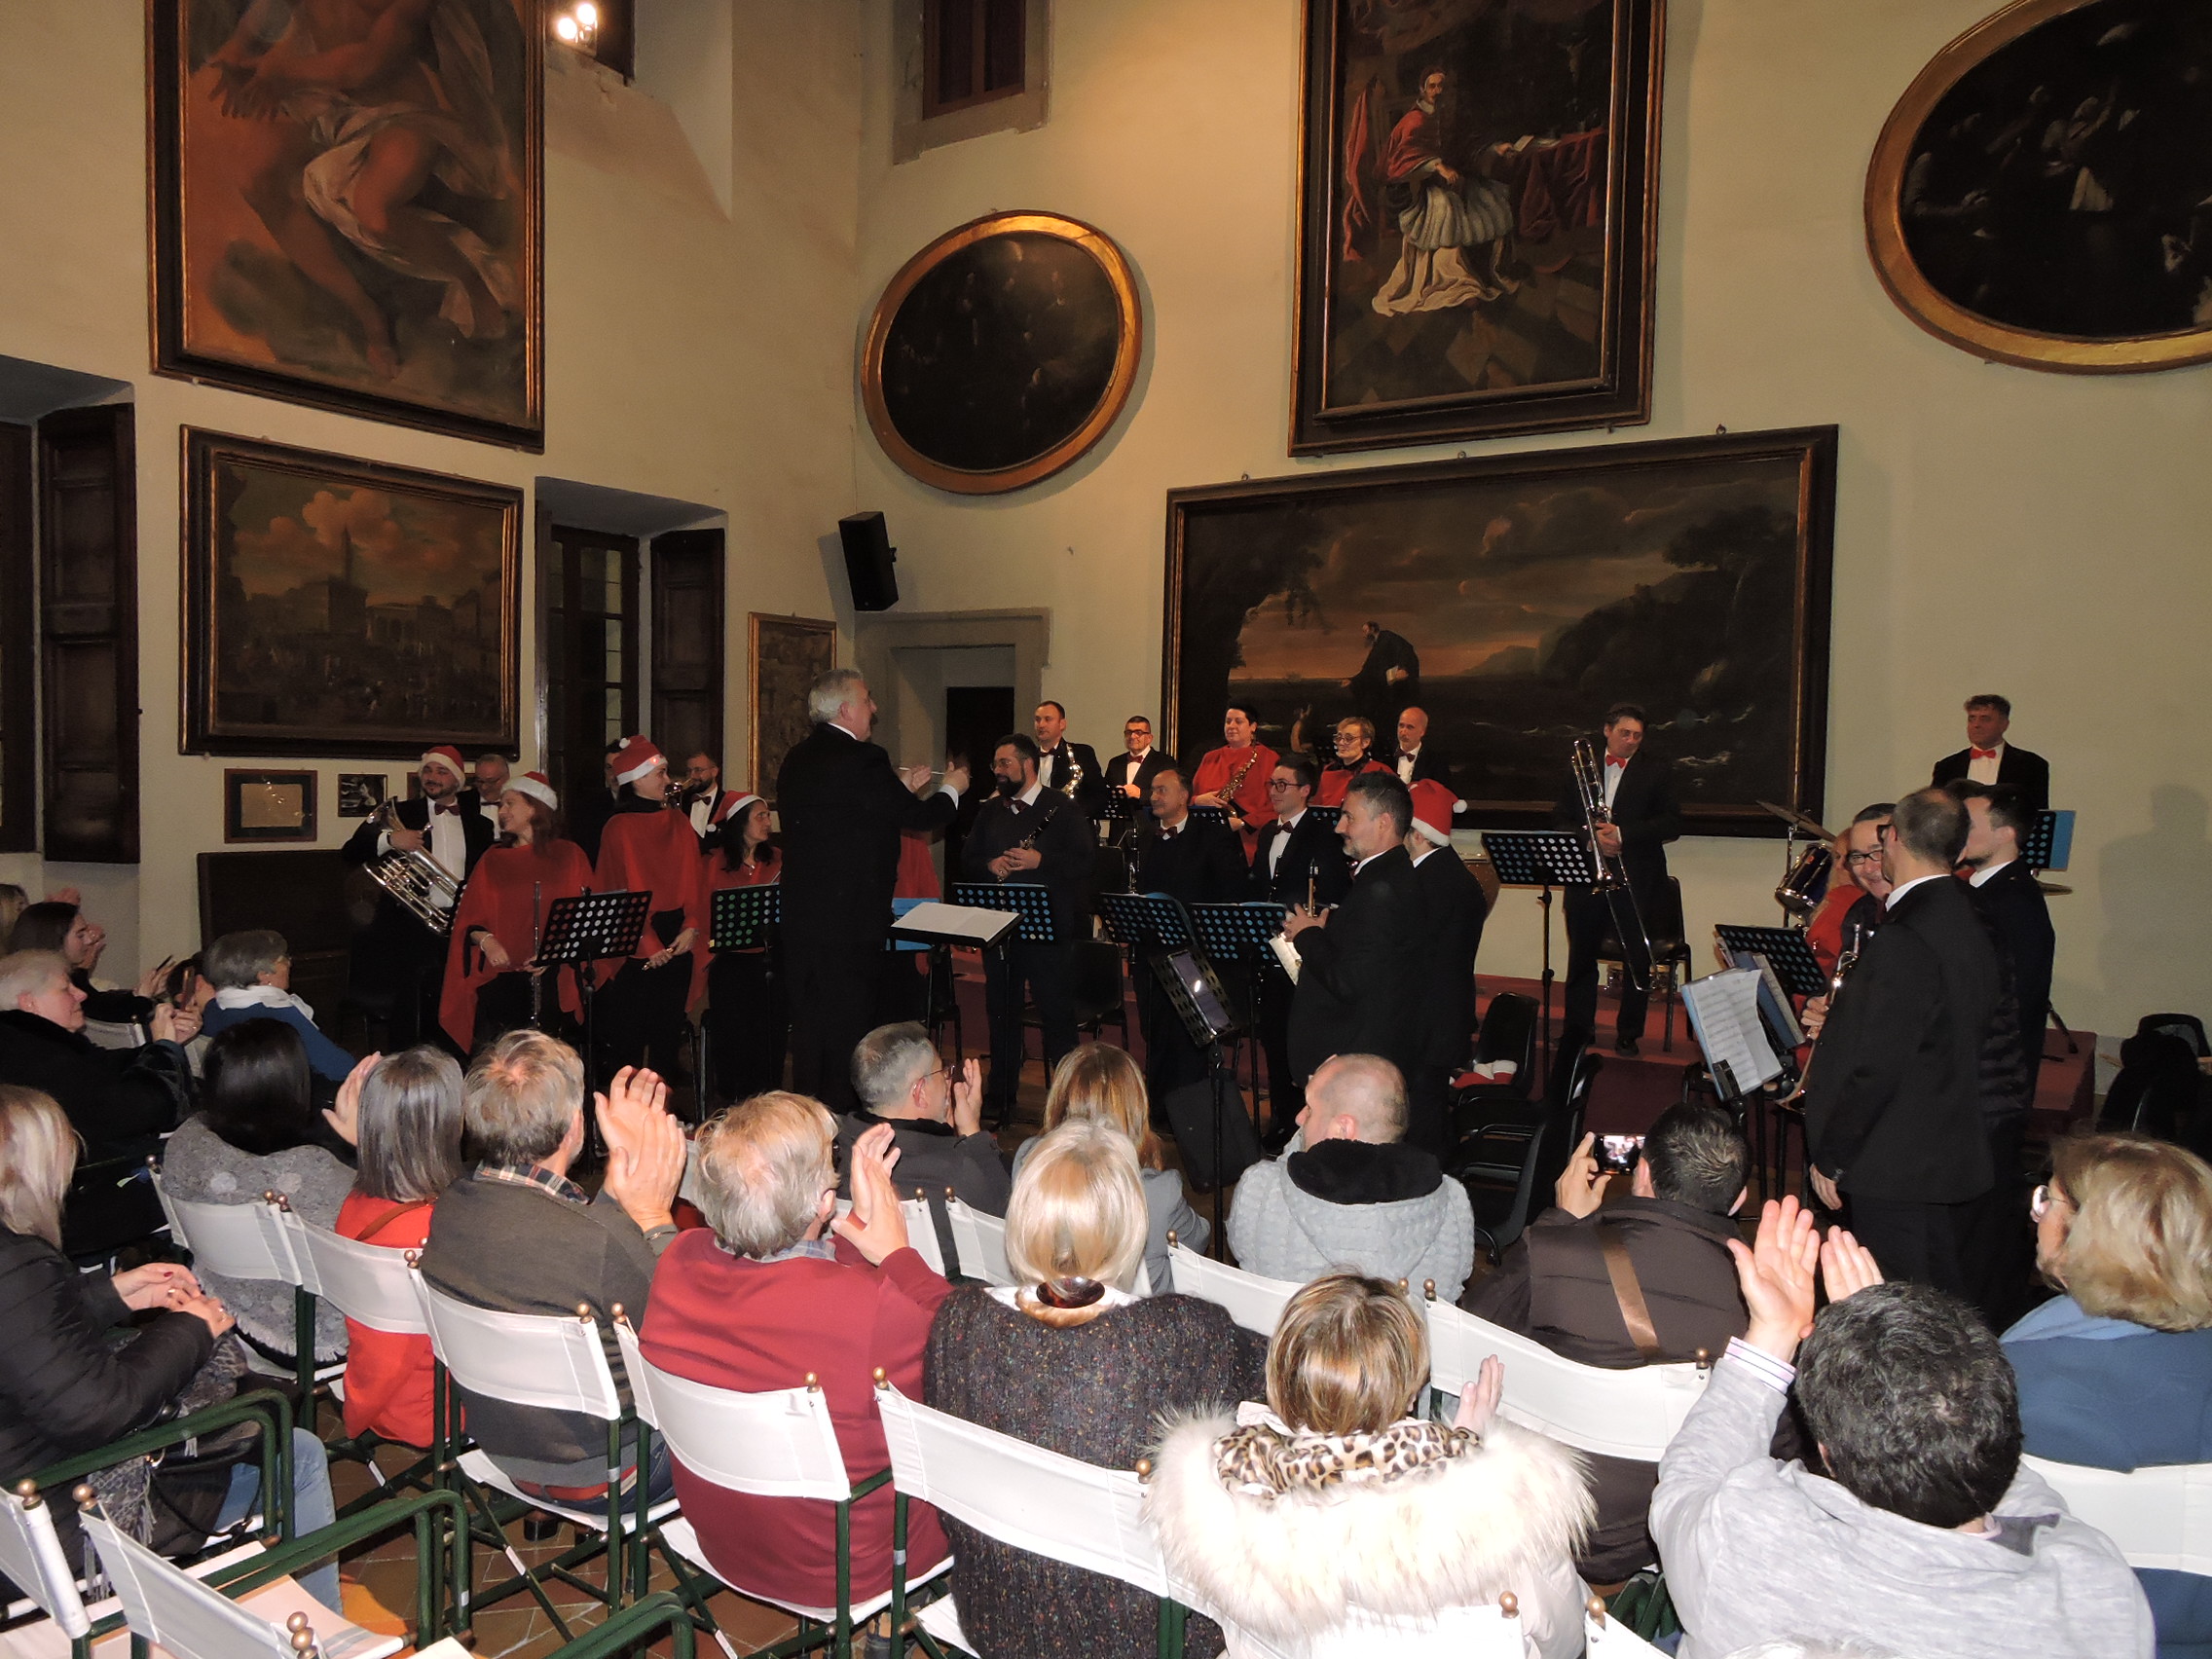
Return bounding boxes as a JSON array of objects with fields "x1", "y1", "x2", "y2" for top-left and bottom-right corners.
[
  {"x1": 593, "y1": 736, "x2": 708, "y2": 1082},
  {"x1": 962, "y1": 734, "x2": 1093, "y2": 1126},
  {"x1": 1191, "y1": 702, "x2": 1278, "y2": 863},
  {"x1": 1551, "y1": 703, "x2": 1679, "y2": 1057},
  {"x1": 439, "y1": 771, "x2": 592, "y2": 1053}
]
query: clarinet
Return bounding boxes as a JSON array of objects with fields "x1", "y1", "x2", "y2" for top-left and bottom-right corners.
[{"x1": 529, "y1": 880, "x2": 545, "y2": 1029}]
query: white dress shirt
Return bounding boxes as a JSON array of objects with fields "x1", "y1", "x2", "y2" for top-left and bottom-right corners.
[
  {"x1": 688, "y1": 788, "x2": 719, "y2": 837},
  {"x1": 1268, "y1": 809, "x2": 1306, "y2": 878},
  {"x1": 1395, "y1": 747, "x2": 1419, "y2": 783},
  {"x1": 1603, "y1": 755, "x2": 1627, "y2": 809},
  {"x1": 1968, "y1": 857, "x2": 2014, "y2": 889},
  {"x1": 1885, "y1": 871, "x2": 1948, "y2": 910},
  {"x1": 1967, "y1": 741, "x2": 2006, "y2": 787},
  {"x1": 378, "y1": 801, "x2": 466, "y2": 908}
]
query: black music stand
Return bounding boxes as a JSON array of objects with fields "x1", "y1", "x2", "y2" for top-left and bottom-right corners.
[
  {"x1": 537, "y1": 889, "x2": 650, "y2": 1118},
  {"x1": 1190, "y1": 901, "x2": 1287, "y2": 1114},
  {"x1": 1097, "y1": 891, "x2": 1194, "y2": 954},
  {"x1": 702, "y1": 885, "x2": 782, "y2": 1107},
  {"x1": 1713, "y1": 924, "x2": 1827, "y2": 1001},
  {"x1": 1304, "y1": 803, "x2": 1342, "y2": 832},
  {"x1": 1151, "y1": 941, "x2": 1243, "y2": 1259},
  {"x1": 1186, "y1": 804, "x2": 1232, "y2": 833},
  {"x1": 2023, "y1": 808, "x2": 2075, "y2": 872},
  {"x1": 1480, "y1": 830, "x2": 1598, "y2": 1073},
  {"x1": 950, "y1": 881, "x2": 1056, "y2": 945}
]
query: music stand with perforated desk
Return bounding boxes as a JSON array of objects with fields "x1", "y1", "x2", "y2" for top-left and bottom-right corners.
[
  {"x1": 699, "y1": 884, "x2": 783, "y2": 1108},
  {"x1": 1479, "y1": 830, "x2": 1599, "y2": 1072},
  {"x1": 1713, "y1": 924, "x2": 1828, "y2": 1002},
  {"x1": 2022, "y1": 808, "x2": 2081, "y2": 1053},
  {"x1": 1190, "y1": 901, "x2": 1289, "y2": 1124},
  {"x1": 1150, "y1": 897, "x2": 1248, "y2": 1259},
  {"x1": 536, "y1": 889, "x2": 649, "y2": 1141}
]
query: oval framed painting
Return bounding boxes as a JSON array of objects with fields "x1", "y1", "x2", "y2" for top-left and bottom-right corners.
[
  {"x1": 1866, "y1": 0, "x2": 2212, "y2": 373},
  {"x1": 863, "y1": 212, "x2": 1143, "y2": 495}
]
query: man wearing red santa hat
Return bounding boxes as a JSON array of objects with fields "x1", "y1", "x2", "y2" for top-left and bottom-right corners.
[
  {"x1": 594, "y1": 736, "x2": 708, "y2": 1085},
  {"x1": 342, "y1": 744, "x2": 496, "y2": 1051}
]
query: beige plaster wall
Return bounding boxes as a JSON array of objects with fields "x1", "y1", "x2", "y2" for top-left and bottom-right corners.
[
  {"x1": 852, "y1": 0, "x2": 2212, "y2": 1039},
  {"x1": 0, "y1": 2, "x2": 860, "y2": 978}
]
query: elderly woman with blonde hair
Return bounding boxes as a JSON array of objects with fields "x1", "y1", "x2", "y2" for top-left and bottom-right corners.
[
  {"x1": 1149, "y1": 1272, "x2": 1592, "y2": 1659},
  {"x1": 925, "y1": 1120, "x2": 1263, "y2": 1659},
  {"x1": 2003, "y1": 1131, "x2": 2212, "y2": 1658},
  {"x1": 1012, "y1": 1044, "x2": 1208, "y2": 1288}
]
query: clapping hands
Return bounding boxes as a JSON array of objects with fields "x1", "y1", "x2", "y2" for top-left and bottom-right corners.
[
  {"x1": 831, "y1": 1123, "x2": 910, "y2": 1266},
  {"x1": 322, "y1": 1052, "x2": 381, "y2": 1147},
  {"x1": 597, "y1": 1067, "x2": 685, "y2": 1234},
  {"x1": 1726, "y1": 1197, "x2": 1887, "y2": 1364}
]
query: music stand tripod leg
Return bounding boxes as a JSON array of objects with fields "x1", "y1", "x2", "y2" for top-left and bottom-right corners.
[{"x1": 1538, "y1": 882, "x2": 1556, "y2": 1076}]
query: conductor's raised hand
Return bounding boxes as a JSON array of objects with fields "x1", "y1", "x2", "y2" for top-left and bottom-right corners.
[
  {"x1": 1725, "y1": 1196, "x2": 1821, "y2": 1364},
  {"x1": 900, "y1": 764, "x2": 935, "y2": 793},
  {"x1": 832, "y1": 1123, "x2": 911, "y2": 1266},
  {"x1": 942, "y1": 760, "x2": 972, "y2": 795}
]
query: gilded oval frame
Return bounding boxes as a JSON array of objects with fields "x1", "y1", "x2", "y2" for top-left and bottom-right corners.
[
  {"x1": 1865, "y1": 0, "x2": 2212, "y2": 374},
  {"x1": 862, "y1": 211, "x2": 1143, "y2": 495}
]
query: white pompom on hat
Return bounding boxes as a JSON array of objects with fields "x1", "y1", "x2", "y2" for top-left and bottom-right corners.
[
  {"x1": 612, "y1": 735, "x2": 667, "y2": 787},
  {"x1": 421, "y1": 745, "x2": 467, "y2": 782},
  {"x1": 504, "y1": 771, "x2": 558, "y2": 812}
]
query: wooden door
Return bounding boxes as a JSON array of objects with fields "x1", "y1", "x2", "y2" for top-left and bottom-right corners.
[{"x1": 649, "y1": 528, "x2": 724, "y2": 773}]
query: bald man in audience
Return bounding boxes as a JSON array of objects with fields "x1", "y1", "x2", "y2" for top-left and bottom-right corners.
[{"x1": 1226, "y1": 1052, "x2": 1475, "y2": 1301}]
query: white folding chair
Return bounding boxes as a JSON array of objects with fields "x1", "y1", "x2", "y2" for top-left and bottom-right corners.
[
  {"x1": 611, "y1": 1322, "x2": 950, "y2": 1659},
  {"x1": 79, "y1": 1506, "x2": 428, "y2": 1659},
  {"x1": 899, "y1": 1196, "x2": 946, "y2": 1275},
  {"x1": 407, "y1": 1270, "x2": 676, "y2": 1641},
  {"x1": 872, "y1": 1379, "x2": 1196, "y2": 1658},
  {"x1": 1585, "y1": 1592, "x2": 1665, "y2": 1655},
  {"x1": 941, "y1": 1198, "x2": 1014, "y2": 1286},
  {"x1": 2023, "y1": 1455, "x2": 2212, "y2": 1574},
  {"x1": 1421, "y1": 1294, "x2": 1708, "y2": 1462},
  {"x1": 1162, "y1": 1239, "x2": 1299, "y2": 1338},
  {"x1": 0, "y1": 1482, "x2": 93, "y2": 1654},
  {"x1": 150, "y1": 1175, "x2": 339, "y2": 1399}
]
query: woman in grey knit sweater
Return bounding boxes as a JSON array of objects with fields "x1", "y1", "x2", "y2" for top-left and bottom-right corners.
[
  {"x1": 925, "y1": 1121, "x2": 1264, "y2": 1659},
  {"x1": 159, "y1": 1020, "x2": 352, "y2": 1362}
]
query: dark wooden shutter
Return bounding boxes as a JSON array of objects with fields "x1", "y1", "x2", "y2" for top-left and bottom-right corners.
[
  {"x1": 649, "y1": 529, "x2": 724, "y2": 772},
  {"x1": 0, "y1": 424, "x2": 33, "y2": 852},
  {"x1": 37, "y1": 405, "x2": 138, "y2": 863}
]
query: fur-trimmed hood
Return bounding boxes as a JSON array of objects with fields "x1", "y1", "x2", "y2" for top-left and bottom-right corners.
[{"x1": 1146, "y1": 1407, "x2": 1594, "y2": 1648}]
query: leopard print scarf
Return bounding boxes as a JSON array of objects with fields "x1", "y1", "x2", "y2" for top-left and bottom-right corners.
[{"x1": 1214, "y1": 1413, "x2": 1480, "y2": 1499}]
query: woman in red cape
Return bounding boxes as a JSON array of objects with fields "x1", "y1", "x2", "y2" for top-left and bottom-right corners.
[
  {"x1": 594, "y1": 736, "x2": 708, "y2": 1080},
  {"x1": 439, "y1": 772, "x2": 592, "y2": 1053},
  {"x1": 703, "y1": 793, "x2": 785, "y2": 1105}
]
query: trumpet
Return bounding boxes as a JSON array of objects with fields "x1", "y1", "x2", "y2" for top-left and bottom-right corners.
[
  {"x1": 363, "y1": 798, "x2": 462, "y2": 936},
  {"x1": 1570, "y1": 737, "x2": 1655, "y2": 992}
]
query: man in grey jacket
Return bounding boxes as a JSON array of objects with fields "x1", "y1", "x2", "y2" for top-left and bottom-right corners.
[
  {"x1": 1652, "y1": 1197, "x2": 2152, "y2": 1659},
  {"x1": 1226, "y1": 1052, "x2": 1475, "y2": 1301},
  {"x1": 837, "y1": 1021, "x2": 1011, "y2": 1217}
]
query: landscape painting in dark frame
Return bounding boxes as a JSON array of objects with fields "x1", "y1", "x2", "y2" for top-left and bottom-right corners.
[
  {"x1": 1290, "y1": 0, "x2": 1663, "y2": 456},
  {"x1": 182, "y1": 429, "x2": 522, "y2": 757},
  {"x1": 149, "y1": 0, "x2": 544, "y2": 449},
  {"x1": 1163, "y1": 426, "x2": 1837, "y2": 836}
]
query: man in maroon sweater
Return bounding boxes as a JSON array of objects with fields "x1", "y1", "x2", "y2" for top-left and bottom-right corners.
[{"x1": 642, "y1": 1092, "x2": 953, "y2": 1615}]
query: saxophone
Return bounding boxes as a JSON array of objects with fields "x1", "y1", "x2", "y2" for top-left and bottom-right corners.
[{"x1": 1214, "y1": 747, "x2": 1265, "y2": 817}]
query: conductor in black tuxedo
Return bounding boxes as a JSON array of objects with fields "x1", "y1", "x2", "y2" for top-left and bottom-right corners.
[
  {"x1": 342, "y1": 744, "x2": 496, "y2": 1051},
  {"x1": 776, "y1": 669, "x2": 969, "y2": 1110},
  {"x1": 1101, "y1": 715, "x2": 1176, "y2": 824},
  {"x1": 962, "y1": 734, "x2": 1095, "y2": 1124},
  {"x1": 1404, "y1": 780, "x2": 1485, "y2": 1161},
  {"x1": 1249, "y1": 756, "x2": 1351, "y2": 1145},
  {"x1": 1551, "y1": 704, "x2": 1680, "y2": 1056},
  {"x1": 1129, "y1": 766, "x2": 1247, "y2": 1107},
  {"x1": 1930, "y1": 693, "x2": 2049, "y2": 815},
  {"x1": 1802, "y1": 789, "x2": 2001, "y2": 1300},
  {"x1": 1031, "y1": 701, "x2": 1108, "y2": 818},
  {"x1": 1280, "y1": 772, "x2": 1423, "y2": 1089}
]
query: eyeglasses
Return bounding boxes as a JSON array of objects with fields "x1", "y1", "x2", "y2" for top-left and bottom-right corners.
[
  {"x1": 2029, "y1": 1182, "x2": 2069, "y2": 1222},
  {"x1": 1844, "y1": 851, "x2": 1884, "y2": 867},
  {"x1": 1266, "y1": 779, "x2": 1299, "y2": 791}
]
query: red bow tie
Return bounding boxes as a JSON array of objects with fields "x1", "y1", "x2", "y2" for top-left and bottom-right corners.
[
  {"x1": 1605, "y1": 756, "x2": 1626, "y2": 769},
  {"x1": 1970, "y1": 747, "x2": 1998, "y2": 760}
]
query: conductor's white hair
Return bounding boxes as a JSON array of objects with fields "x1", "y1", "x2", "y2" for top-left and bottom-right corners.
[{"x1": 808, "y1": 668, "x2": 866, "y2": 725}]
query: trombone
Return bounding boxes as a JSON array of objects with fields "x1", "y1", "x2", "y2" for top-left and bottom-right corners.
[{"x1": 1569, "y1": 736, "x2": 1655, "y2": 993}]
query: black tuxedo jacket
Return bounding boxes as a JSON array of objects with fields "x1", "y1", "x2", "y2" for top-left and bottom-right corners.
[
  {"x1": 1391, "y1": 743, "x2": 1455, "y2": 788},
  {"x1": 776, "y1": 724, "x2": 958, "y2": 950},
  {"x1": 1804, "y1": 875, "x2": 2001, "y2": 1204},
  {"x1": 1931, "y1": 745, "x2": 2050, "y2": 816},
  {"x1": 1130, "y1": 818, "x2": 1246, "y2": 908},
  {"x1": 1036, "y1": 741, "x2": 1108, "y2": 816},
  {"x1": 1250, "y1": 811, "x2": 1351, "y2": 909},
  {"x1": 1971, "y1": 861, "x2": 2055, "y2": 1056},
  {"x1": 1550, "y1": 747, "x2": 1680, "y2": 890},
  {"x1": 960, "y1": 791, "x2": 1096, "y2": 939},
  {"x1": 1410, "y1": 846, "x2": 1484, "y2": 1069},
  {"x1": 1289, "y1": 843, "x2": 1423, "y2": 1081},
  {"x1": 1102, "y1": 748, "x2": 1176, "y2": 804},
  {"x1": 341, "y1": 794, "x2": 495, "y2": 877}
]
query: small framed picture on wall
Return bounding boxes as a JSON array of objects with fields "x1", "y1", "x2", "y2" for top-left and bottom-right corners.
[
  {"x1": 224, "y1": 769, "x2": 318, "y2": 843},
  {"x1": 337, "y1": 774, "x2": 388, "y2": 818}
]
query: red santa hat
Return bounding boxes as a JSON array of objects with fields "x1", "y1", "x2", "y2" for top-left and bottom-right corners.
[
  {"x1": 719, "y1": 792, "x2": 762, "y2": 824},
  {"x1": 503, "y1": 770, "x2": 558, "y2": 812},
  {"x1": 1408, "y1": 779, "x2": 1461, "y2": 848},
  {"x1": 612, "y1": 735, "x2": 667, "y2": 787},
  {"x1": 420, "y1": 745, "x2": 467, "y2": 783}
]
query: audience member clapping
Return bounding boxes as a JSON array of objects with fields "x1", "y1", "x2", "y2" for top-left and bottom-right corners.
[
  {"x1": 2003, "y1": 1132, "x2": 2212, "y2": 1657},
  {"x1": 7, "y1": 900, "x2": 167, "y2": 1027},
  {"x1": 1652, "y1": 1198, "x2": 2153, "y2": 1658},
  {"x1": 926, "y1": 1121, "x2": 1263, "y2": 1659},
  {"x1": 1227, "y1": 1052, "x2": 1474, "y2": 1299},
  {"x1": 643, "y1": 1093, "x2": 953, "y2": 1621},
  {"x1": 0, "y1": 948, "x2": 192, "y2": 1162},
  {"x1": 1466, "y1": 1103, "x2": 1751, "y2": 1582},
  {"x1": 198, "y1": 929, "x2": 359, "y2": 1083},
  {"x1": 1014, "y1": 1043, "x2": 1208, "y2": 1288},
  {"x1": 160, "y1": 1019, "x2": 351, "y2": 1365},
  {"x1": 1151, "y1": 1271, "x2": 1592, "y2": 1659},
  {"x1": 417, "y1": 1031, "x2": 685, "y2": 1510},
  {"x1": 837, "y1": 1021, "x2": 1009, "y2": 1225},
  {"x1": 323, "y1": 1048, "x2": 464, "y2": 1451}
]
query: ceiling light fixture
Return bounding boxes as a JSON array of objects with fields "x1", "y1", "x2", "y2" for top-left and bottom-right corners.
[{"x1": 552, "y1": 2, "x2": 599, "y2": 51}]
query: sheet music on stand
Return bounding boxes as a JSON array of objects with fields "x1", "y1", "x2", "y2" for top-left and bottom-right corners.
[
  {"x1": 1680, "y1": 969, "x2": 1788, "y2": 1103},
  {"x1": 891, "y1": 898, "x2": 1019, "y2": 950},
  {"x1": 1713, "y1": 924, "x2": 1826, "y2": 1001},
  {"x1": 710, "y1": 884, "x2": 780, "y2": 952},
  {"x1": 2023, "y1": 809, "x2": 2075, "y2": 872},
  {"x1": 948, "y1": 881, "x2": 1056, "y2": 945}
]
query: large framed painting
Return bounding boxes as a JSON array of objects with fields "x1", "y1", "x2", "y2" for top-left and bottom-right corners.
[
  {"x1": 750, "y1": 613, "x2": 836, "y2": 796},
  {"x1": 1290, "y1": 0, "x2": 1663, "y2": 456},
  {"x1": 182, "y1": 429, "x2": 522, "y2": 757},
  {"x1": 1867, "y1": 0, "x2": 2212, "y2": 374},
  {"x1": 862, "y1": 212, "x2": 1143, "y2": 495},
  {"x1": 1163, "y1": 426, "x2": 1838, "y2": 837},
  {"x1": 149, "y1": 0, "x2": 544, "y2": 449}
]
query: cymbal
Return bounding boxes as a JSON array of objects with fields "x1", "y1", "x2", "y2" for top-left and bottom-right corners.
[
  {"x1": 2036, "y1": 880, "x2": 2073, "y2": 896},
  {"x1": 1757, "y1": 800, "x2": 1834, "y2": 840}
]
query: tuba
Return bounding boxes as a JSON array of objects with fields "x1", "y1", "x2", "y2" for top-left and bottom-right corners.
[{"x1": 363, "y1": 798, "x2": 463, "y2": 936}]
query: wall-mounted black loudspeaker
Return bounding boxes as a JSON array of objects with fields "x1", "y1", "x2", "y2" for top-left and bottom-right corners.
[{"x1": 837, "y1": 511, "x2": 899, "y2": 611}]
